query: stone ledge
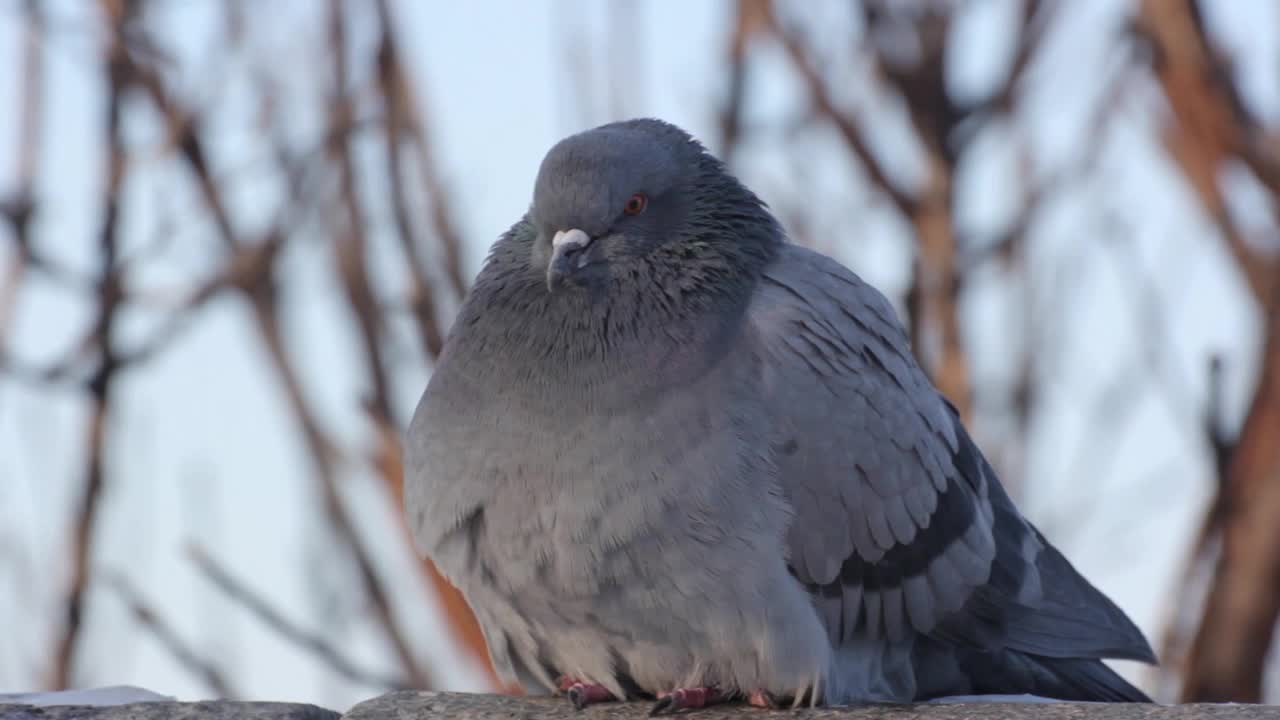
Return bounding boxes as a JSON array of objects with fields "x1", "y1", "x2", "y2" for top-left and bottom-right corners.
[
  {"x1": 3, "y1": 692, "x2": 1276, "y2": 720},
  {"x1": 346, "y1": 691, "x2": 1277, "y2": 720},
  {"x1": 0, "y1": 701, "x2": 338, "y2": 720}
]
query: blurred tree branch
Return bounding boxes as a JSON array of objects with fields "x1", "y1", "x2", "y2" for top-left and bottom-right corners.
[
  {"x1": 48, "y1": 0, "x2": 133, "y2": 690},
  {"x1": 22, "y1": 0, "x2": 460, "y2": 693},
  {"x1": 1135, "y1": 0, "x2": 1280, "y2": 702},
  {"x1": 188, "y1": 545, "x2": 407, "y2": 691},
  {"x1": 717, "y1": 0, "x2": 769, "y2": 164},
  {"x1": 1182, "y1": 278, "x2": 1280, "y2": 702},
  {"x1": 0, "y1": 0, "x2": 44, "y2": 352},
  {"x1": 367, "y1": 0, "x2": 502, "y2": 691},
  {"x1": 762, "y1": 1, "x2": 1062, "y2": 423},
  {"x1": 374, "y1": 0, "x2": 446, "y2": 358},
  {"x1": 107, "y1": 573, "x2": 238, "y2": 699},
  {"x1": 1136, "y1": 0, "x2": 1279, "y2": 304}
]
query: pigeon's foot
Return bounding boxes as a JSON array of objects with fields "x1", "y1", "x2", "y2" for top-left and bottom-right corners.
[
  {"x1": 649, "y1": 687, "x2": 725, "y2": 715},
  {"x1": 647, "y1": 687, "x2": 785, "y2": 714},
  {"x1": 556, "y1": 676, "x2": 615, "y2": 710},
  {"x1": 746, "y1": 690, "x2": 779, "y2": 709}
]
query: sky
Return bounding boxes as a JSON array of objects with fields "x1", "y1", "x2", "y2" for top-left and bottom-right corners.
[{"x1": 0, "y1": 0, "x2": 1277, "y2": 711}]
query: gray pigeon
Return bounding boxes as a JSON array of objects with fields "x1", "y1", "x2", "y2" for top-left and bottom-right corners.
[{"x1": 405, "y1": 118, "x2": 1155, "y2": 711}]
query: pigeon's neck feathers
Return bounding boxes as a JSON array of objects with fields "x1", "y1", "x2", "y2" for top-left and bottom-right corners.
[{"x1": 449, "y1": 170, "x2": 782, "y2": 405}]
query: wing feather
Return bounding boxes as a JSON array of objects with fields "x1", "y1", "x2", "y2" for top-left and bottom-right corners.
[{"x1": 749, "y1": 244, "x2": 1154, "y2": 664}]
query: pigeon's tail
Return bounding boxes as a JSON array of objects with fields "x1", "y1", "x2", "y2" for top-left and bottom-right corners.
[{"x1": 956, "y1": 650, "x2": 1151, "y2": 703}]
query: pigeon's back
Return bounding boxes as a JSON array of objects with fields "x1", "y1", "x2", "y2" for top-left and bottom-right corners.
[{"x1": 744, "y1": 243, "x2": 1155, "y2": 702}]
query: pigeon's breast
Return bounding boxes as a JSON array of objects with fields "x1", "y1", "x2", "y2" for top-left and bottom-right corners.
[
  {"x1": 408, "y1": 340, "x2": 786, "y2": 598},
  {"x1": 480, "y1": 379, "x2": 755, "y2": 596},
  {"x1": 405, "y1": 319, "x2": 832, "y2": 697}
]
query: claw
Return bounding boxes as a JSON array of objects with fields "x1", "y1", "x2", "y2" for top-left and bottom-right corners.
[
  {"x1": 649, "y1": 695, "x2": 675, "y2": 716},
  {"x1": 746, "y1": 689, "x2": 779, "y2": 709},
  {"x1": 567, "y1": 685, "x2": 590, "y2": 711},
  {"x1": 558, "y1": 679, "x2": 614, "y2": 710},
  {"x1": 649, "y1": 687, "x2": 722, "y2": 715}
]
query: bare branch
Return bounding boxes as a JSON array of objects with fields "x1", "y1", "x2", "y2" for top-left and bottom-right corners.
[
  {"x1": 368, "y1": 7, "x2": 468, "y2": 304},
  {"x1": 0, "y1": 0, "x2": 47, "y2": 358},
  {"x1": 859, "y1": 4, "x2": 980, "y2": 419},
  {"x1": 48, "y1": 0, "x2": 132, "y2": 689},
  {"x1": 718, "y1": 0, "x2": 770, "y2": 165},
  {"x1": 370, "y1": 0, "x2": 504, "y2": 691},
  {"x1": 1135, "y1": 0, "x2": 1279, "y2": 304},
  {"x1": 971, "y1": 0, "x2": 1061, "y2": 117},
  {"x1": 197, "y1": 2, "x2": 432, "y2": 691},
  {"x1": 374, "y1": 0, "x2": 446, "y2": 357},
  {"x1": 1129, "y1": 1, "x2": 1280, "y2": 700},
  {"x1": 106, "y1": 573, "x2": 238, "y2": 699},
  {"x1": 765, "y1": 3, "x2": 977, "y2": 418},
  {"x1": 765, "y1": 4, "x2": 914, "y2": 215},
  {"x1": 188, "y1": 545, "x2": 407, "y2": 691},
  {"x1": 1183, "y1": 278, "x2": 1280, "y2": 702},
  {"x1": 327, "y1": 0, "x2": 395, "y2": 429}
]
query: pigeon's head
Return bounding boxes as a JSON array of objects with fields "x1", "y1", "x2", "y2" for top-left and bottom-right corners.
[{"x1": 530, "y1": 118, "x2": 775, "y2": 293}]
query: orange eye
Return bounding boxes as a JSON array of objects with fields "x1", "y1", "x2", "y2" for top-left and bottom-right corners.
[{"x1": 623, "y1": 193, "x2": 647, "y2": 215}]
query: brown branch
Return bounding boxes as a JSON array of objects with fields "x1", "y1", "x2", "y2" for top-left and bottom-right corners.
[
  {"x1": 909, "y1": 155, "x2": 969, "y2": 419},
  {"x1": 7, "y1": 0, "x2": 452, "y2": 698},
  {"x1": 0, "y1": 329, "x2": 96, "y2": 388},
  {"x1": 370, "y1": 0, "x2": 503, "y2": 692},
  {"x1": 373, "y1": 1, "x2": 445, "y2": 357},
  {"x1": 973, "y1": 0, "x2": 1059, "y2": 117},
  {"x1": 206, "y1": 2, "x2": 432, "y2": 692},
  {"x1": 413, "y1": 121, "x2": 467, "y2": 303},
  {"x1": 369, "y1": 11, "x2": 468, "y2": 304},
  {"x1": 111, "y1": 25, "x2": 236, "y2": 252},
  {"x1": 187, "y1": 544, "x2": 407, "y2": 691},
  {"x1": 241, "y1": 238, "x2": 433, "y2": 690},
  {"x1": 123, "y1": 7, "x2": 435, "y2": 688},
  {"x1": 112, "y1": 264, "x2": 239, "y2": 368},
  {"x1": 867, "y1": 2, "x2": 1068, "y2": 430},
  {"x1": 327, "y1": 0, "x2": 394, "y2": 429},
  {"x1": 1182, "y1": 277, "x2": 1280, "y2": 702},
  {"x1": 1151, "y1": 355, "x2": 1234, "y2": 696},
  {"x1": 106, "y1": 573, "x2": 237, "y2": 699},
  {"x1": 963, "y1": 61, "x2": 1134, "y2": 274},
  {"x1": 114, "y1": 2, "x2": 436, "y2": 690},
  {"x1": 1136, "y1": 0, "x2": 1279, "y2": 305},
  {"x1": 1133, "y1": 0, "x2": 1280, "y2": 700},
  {"x1": 718, "y1": 0, "x2": 769, "y2": 165},
  {"x1": 49, "y1": 0, "x2": 132, "y2": 689},
  {"x1": 865, "y1": 3, "x2": 973, "y2": 420},
  {"x1": 5, "y1": 232, "x2": 281, "y2": 388},
  {"x1": 768, "y1": 3, "x2": 945, "y2": 395},
  {"x1": 765, "y1": 4, "x2": 914, "y2": 216},
  {"x1": 766, "y1": 3, "x2": 982, "y2": 419},
  {"x1": 326, "y1": 23, "x2": 451, "y2": 688},
  {"x1": 129, "y1": 69, "x2": 234, "y2": 250},
  {"x1": 0, "y1": 0, "x2": 46, "y2": 359},
  {"x1": 12, "y1": 0, "x2": 43, "y2": 189},
  {"x1": 1183, "y1": 353, "x2": 1237, "y2": 569}
]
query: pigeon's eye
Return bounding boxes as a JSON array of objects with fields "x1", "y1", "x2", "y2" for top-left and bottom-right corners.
[{"x1": 623, "y1": 193, "x2": 647, "y2": 216}]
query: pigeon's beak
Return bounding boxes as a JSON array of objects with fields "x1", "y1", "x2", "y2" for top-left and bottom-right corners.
[{"x1": 547, "y1": 228, "x2": 592, "y2": 292}]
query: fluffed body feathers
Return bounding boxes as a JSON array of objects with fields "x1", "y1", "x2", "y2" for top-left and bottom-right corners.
[{"x1": 405, "y1": 119, "x2": 1154, "y2": 705}]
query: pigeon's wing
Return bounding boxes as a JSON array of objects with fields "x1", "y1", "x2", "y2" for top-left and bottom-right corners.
[{"x1": 747, "y1": 244, "x2": 1154, "y2": 663}]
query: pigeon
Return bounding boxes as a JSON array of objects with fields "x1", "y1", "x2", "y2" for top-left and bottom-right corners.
[{"x1": 404, "y1": 118, "x2": 1156, "y2": 712}]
